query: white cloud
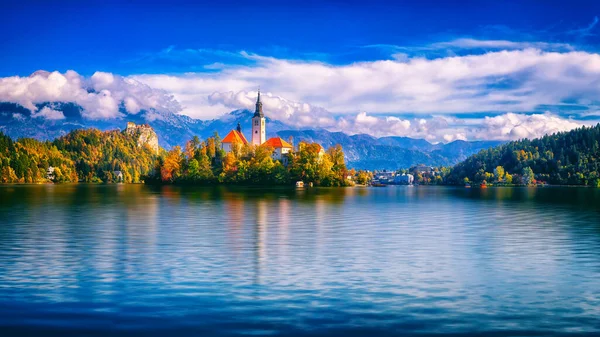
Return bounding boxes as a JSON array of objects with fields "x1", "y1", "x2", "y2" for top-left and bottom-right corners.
[
  {"x1": 203, "y1": 89, "x2": 586, "y2": 142},
  {"x1": 474, "y1": 112, "x2": 584, "y2": 140},
  {"x1": 430, "y1": 38, "x2": 574, "y2": 51},
  {"x1": 353, "y1": 112, "x2": 585, "y2": 142},
  {"x1": 0, "y1": 70, "x2": 181, "y2": 119},
  {"x1": 31, "y1": 106, "x2": 65, "y2": 120},
  {"x1": 0, "y1": 47, "x2": 597, "y2": 142},
  {"x1": 134, "y1": 48, "x2": 600, "y2": 120}
]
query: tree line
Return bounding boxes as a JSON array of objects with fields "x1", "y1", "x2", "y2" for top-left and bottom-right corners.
[
  {"x1": 149, "y1": 134, "x2": 351, "y2": 186},
  {"x1": 3, "y1": 123, "x2": 600, "y2": 187},
  {"x1": 1, "y1": 129, "x2": 351, "y2": 186},
  {"x1": 447, "y1": 124, "x2": 600, "y2": 186}
]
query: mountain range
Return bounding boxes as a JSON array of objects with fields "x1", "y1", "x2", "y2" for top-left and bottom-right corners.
[{"x1": 0, "y1": 101, "x2": 503, "y2": 170}]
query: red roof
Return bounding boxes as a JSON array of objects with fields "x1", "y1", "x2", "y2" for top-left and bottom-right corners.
[
  {"x1": 263, "y1": 137, "x2": 293, "y2": 149},
  {"x1": 222, "y1": 130, "x2": 248, "y2": 145}
]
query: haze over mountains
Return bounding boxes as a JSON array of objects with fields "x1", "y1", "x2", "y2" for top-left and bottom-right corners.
[{"x1": 0, "y1": 101, "x2": 502, "y2": 170}]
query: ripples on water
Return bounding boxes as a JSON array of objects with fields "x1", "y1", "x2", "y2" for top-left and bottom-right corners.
[{"x1": 0, "y1": 185, "x2": 599, "y2": 336}]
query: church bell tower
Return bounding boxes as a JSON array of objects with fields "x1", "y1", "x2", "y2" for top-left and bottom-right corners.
[{"x1": 251, "y1": 89, "x2": 266, "y2": 145}]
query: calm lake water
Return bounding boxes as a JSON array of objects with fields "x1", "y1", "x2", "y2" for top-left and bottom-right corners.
[{"x1": 0, "y1": 185, "x2": 600, "y2": 336}]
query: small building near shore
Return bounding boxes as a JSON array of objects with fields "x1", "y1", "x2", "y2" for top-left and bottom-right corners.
[
  {"x1": 395, "y1": 173, "x2": 414, "y2": 185},
  {"x1": 47, "y1": 166, "x2": 55, "y2": 180}
]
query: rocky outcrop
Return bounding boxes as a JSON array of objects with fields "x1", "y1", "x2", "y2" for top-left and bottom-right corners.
[{"x1": 124, "y1": 122, "x2": 159, "y2": 154}]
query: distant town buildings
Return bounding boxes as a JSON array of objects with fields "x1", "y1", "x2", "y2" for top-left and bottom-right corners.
[
  {"x1": 370, "y1": 169, "x2": 415, "y2": 185},
  {"x1": 414, "y1": 165, "x2": 433, "y2": 174},
  {"x1": 395, "y1": 173, "x2": 414, "y2": 185},
  {"x1": 373, "y1": 170, "x2": 394, "y2": 183}
]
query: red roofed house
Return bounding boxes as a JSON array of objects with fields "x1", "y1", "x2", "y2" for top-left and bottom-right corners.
[
  {"x1": 263, "y1": 137, "x2": 293, "y2": 162},
  {"x1": 221, "y1": 122, "x2": 249, "y2": 153},
  {"x1": 316, "y1": 144, "x2": 326, "y2": 157}
]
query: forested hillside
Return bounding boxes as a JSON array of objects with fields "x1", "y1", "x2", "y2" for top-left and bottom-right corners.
[
  {"x1": 447, "y1": 124, "x2": 600, "y2": 186},
  {"x1": 0, "y1": 132, "x2": 77, "y2": 183},
  {"x1": 54, "y1": 129, "x2": 158, "y2": 183},
  {"x1": 0, "y1": 129, "x2": 158, "y2": 183}
]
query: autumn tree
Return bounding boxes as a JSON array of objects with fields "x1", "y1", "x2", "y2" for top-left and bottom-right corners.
[
  {"x1": 219, "y1": 152, "x2": 239, "y2": 183},
  {"x1": 356, "y1": 170, "x2": 372, "y2": 185},
  {"x1": 522, "y1": 167, "x2": 535, "y2": 185},
  {"x1": 161, "y1": 146, "x2": 183, "y2": 182},
  {"x1": 327, "y1": 144, "x2": 348, "y2": 185},
  {"x1": 494, "y1": 166, "x2": 505, "y2": 182},
  {"x1": 185, "y1": 136, "x2": 201, "y2": 159}
]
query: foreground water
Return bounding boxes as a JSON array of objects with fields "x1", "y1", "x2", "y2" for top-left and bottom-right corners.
[{"x1": 0, "y1": 185, "x2": 600, "y2": 336}]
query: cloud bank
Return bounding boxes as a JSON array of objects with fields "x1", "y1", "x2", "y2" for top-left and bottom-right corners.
[
  {"x1": 133, "y1": 47, "x2": 599, "y2": 141},
  {"x1": 206, "y1": 89, "x2": 583, "y2": 141},
  {"x1": 135, "y1": 48, "x2": 600, "y2": 118},
  {"x1": 0, "y1": 70, "x2": 180, "y2": 120},
  {"x1": 1, "y1": 43, "x2": 599, "y2": 142}
]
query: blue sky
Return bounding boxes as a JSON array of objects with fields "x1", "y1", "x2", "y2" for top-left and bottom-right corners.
[
  {"x1": 2, "y1": 0, "x2": 600, "y2": 142},
  {"x1": 4, "y1": 0, "x2": 600, "y2": 75}
]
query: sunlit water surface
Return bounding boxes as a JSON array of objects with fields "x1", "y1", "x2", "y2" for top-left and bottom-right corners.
[{"x1": 1, "y1": 185, "x2": 600, "y2": 336}]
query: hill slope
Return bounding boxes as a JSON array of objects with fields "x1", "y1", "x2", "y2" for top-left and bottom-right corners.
[
  {"x1": 447, "y1": 124, "x2": 600, "y2": 186},
  {"x1": 0, "y1": 128, "x2": 157, "y2": 183}
]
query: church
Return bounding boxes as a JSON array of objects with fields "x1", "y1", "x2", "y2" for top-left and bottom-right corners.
[{"x1": 221, "y1": 90, "x2": 293, "y2": 162}]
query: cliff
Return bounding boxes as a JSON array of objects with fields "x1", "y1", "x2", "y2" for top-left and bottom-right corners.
[{"x1": 124, "y1": 122, "x2": 159, "y2": 154}]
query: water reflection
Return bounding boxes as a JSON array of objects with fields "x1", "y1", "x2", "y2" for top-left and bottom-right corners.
[{"x1": 0, "y1": 185, "x2": 599, "y2": 336}]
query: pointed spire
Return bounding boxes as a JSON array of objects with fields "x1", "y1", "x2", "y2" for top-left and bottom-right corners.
[{"x1": 254, "y1": 87, "x2": 264, "y2": 117}]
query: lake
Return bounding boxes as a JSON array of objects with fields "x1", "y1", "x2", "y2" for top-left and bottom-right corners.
[{"x1": 0, "y1": 184, "x2": 599, "y2": 336}]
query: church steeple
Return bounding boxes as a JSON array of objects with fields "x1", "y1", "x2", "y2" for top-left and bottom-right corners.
[
  {"x1": 251, "y1": 87, "x2": 266, "y2": 146},
  {"x1": 254, "y1": 89, "x2": 264, "y2": 118}
]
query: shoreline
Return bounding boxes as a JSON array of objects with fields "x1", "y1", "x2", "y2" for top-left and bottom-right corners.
[{"x1": 0, "y1": 182, "x2": 596, "y2": 188}]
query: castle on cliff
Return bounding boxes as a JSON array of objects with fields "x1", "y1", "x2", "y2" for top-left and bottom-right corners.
[{"x1": 125, "y1": 122, "x2": 159, "y2": 154}]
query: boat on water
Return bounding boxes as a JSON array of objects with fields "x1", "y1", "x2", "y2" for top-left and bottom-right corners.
[
  {"x1": 295, "y1": 181, "x2": 304, "y2": 188},
  {"x1": 480, "y1": 183, "x2": 488, "y2": 188}
]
